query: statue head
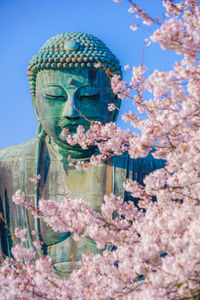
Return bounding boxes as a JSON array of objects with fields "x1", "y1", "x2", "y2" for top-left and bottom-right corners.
[{"x1": 27, "y1": 32, "x2": 121, "y2": 154}]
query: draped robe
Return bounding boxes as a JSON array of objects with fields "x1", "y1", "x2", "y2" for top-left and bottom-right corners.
[{"x1": 0, "y1": 137, "x2": 165, "y2": 276}]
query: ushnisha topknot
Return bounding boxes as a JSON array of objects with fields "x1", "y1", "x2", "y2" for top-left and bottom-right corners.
[{"x1": 27, "y1": 32, "x2": 122, "y2": 96}]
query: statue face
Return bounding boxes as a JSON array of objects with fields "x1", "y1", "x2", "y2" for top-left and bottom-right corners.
[{"x1": 35, "y1": 69, "x2": 118, "y2": 147}]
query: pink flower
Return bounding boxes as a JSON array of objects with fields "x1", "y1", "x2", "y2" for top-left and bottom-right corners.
[
  {"x1": 68, "y1": 161, "x2": 74, "y2": 167},
  {"x1": 12, "y1": 189, "x2": 25, "y2": 205},
  {"x1": 31, "y1": 230, "x2": 37, "y2": 236},
  {"x1": 33, "y1": 240, "x2": 43, "y2": 250},
  {"x1": 108, "y1": 103, "x2": 116, "y2": 111},
  {"x1": 11, "y1": 244, "x2": 35, "y2": 262},
  {"x1": 14, "y1": 228, "x2": 27, "y2": 242},
  {"x1": 130, "y1": 23, "x2": 138, "y2": 31},
  {"x1": 29, "y1": 174, "x2": 41, "y2": 184},
  {"x1": 61, "y1": 128, "x2": 70, "y2": 136},
  {"x1": 124, "y1": 64, "x2": 130, "y2": 70},
  {"x1": 94, "y1": 62, "x2": 102, "y2": 68}
]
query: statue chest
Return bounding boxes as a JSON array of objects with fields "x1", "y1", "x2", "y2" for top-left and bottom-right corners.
[
  {"x1": 39, "y1": 157, "x2": 108, "y2": 210},
  {"x1": 38, "y1": 156, "x2": 111, "y2": 275}
]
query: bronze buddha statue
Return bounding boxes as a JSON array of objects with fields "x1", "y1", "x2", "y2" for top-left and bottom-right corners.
[{"x1": 0, "y1": 32, "x2": 164, "y2": 277}]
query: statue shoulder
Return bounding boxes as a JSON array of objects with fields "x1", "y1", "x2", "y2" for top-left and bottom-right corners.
[
  {"x1": 0, "y1": 138, "x2": 39, "y2": 164},
  {"x1": 127, "y1": 150, "x2": 166, "y2": 184},
  {"x1": 114, "y1": 150, "x2": 165, "y2": 170},
  {"x1": 113, "y1": 151, "x2": 165, "y2": 185},
  {"x1": 134, "y1": 150, "x2": 166, "y2": 171}
]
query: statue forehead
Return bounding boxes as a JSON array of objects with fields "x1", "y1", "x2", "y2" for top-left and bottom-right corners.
[{"x1": 36, "y1": 69, "x2": 111, "y2": 88}]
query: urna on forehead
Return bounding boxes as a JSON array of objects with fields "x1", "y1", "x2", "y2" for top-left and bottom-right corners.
[{"x1": 27, "y1": 32, "x2": 122, "y2": 96}]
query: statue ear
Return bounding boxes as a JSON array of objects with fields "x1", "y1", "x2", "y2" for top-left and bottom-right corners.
[
  {"x1": 31, "y1": 95, "x2": 39, "y2": 120},
  {"x1": 31, "y1": 94, "x2": 47, "y2": 138}
]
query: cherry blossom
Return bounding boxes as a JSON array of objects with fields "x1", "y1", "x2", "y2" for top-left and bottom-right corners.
[
  {"x1": 11, "y1": 244, "x2": 35, "y2": 262},
  {"x1": 14, "y1": 228, "x2": 27, "y2": 243},
  {"x1": 29, "y1": 174, "x2": 41, "y2": 184},
  {"x1": 108, "y1": 103, "x2": 117, "y2": 111}
]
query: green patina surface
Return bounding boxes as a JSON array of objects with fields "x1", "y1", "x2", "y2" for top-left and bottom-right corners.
[{"x1": 0, "y1": 32, "x2": 165, "y2": 277}]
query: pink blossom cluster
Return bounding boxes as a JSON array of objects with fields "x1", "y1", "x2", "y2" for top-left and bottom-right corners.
[
  {"x1": 111, "y1": 74, "x2": 131, "y2": 99},
  {"x1": 12, "y1": 189, "x2": 34, "y2": 210},
  {"x1": 11, "y1": 244, "x2": 35, "y2": 262},
  {"x1": 151, "y1": 8, "x2": 200, "y2": 57},
  {"x1": 0, "y1": 256, "x2": 74, "y2": 299},
  {"x1": 127, "y1": 1, "x2": 154, "y2": 26},
  {"x1": 163, "y1": 0, "x2": 197, "y2": 17},
  {"x1": 64, "y1": 122, "x2": 133, "y2": 167},
  {"x1": 5, "y1": 192, "x2": 200, "y2": 299}
]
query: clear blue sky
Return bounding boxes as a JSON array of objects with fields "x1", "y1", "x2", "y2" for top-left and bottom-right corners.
[{"x1": 0, "y1": 0, "x2": 177, "y2": 150}]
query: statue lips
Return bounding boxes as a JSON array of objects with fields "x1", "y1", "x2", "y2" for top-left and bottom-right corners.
[
  {"x1": 58, "y1": 117, "x2": 99, "y2": 130},
  {"x1": 58, "y1": 118, "x2": 81, "y2": 129},
  {"x1": 58, "y1": 118, "x2": 88, "y2": 135}
]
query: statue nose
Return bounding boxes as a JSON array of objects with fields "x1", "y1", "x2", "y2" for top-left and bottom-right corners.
[{"x1": 62, "y1": 95, "x2": 79, "y2": 118}]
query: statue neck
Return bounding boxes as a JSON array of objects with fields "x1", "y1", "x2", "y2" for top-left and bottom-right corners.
[{"x1": 48, "y1": 136, "x2": 97, "y2": 161}]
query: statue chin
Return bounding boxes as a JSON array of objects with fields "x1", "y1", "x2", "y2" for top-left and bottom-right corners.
[
  {"x1": 40, "y1": 125, "x2": 96, "y2": 159},
  {"x1": 50, "y1": 134, "x2": 97, "y2": 160}
]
